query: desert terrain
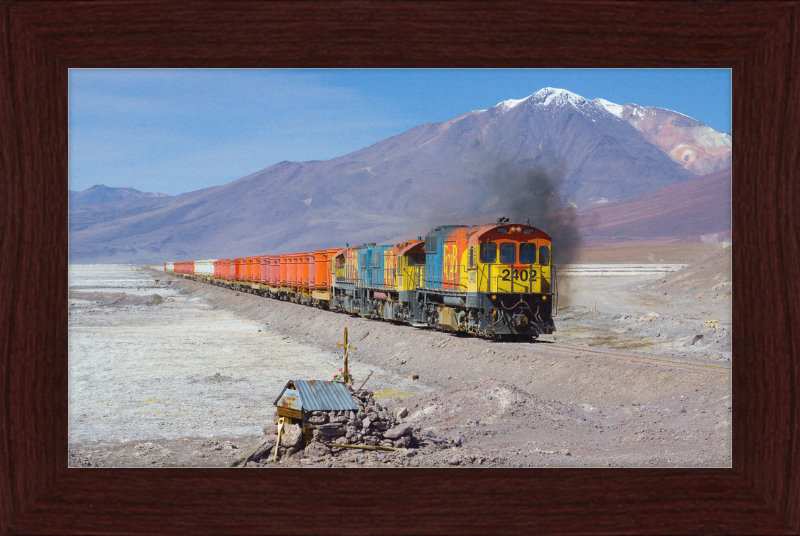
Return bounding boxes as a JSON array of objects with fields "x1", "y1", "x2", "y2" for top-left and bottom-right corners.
[{"x1": 69, "y1": 243, "x2": 731, "y2": 468}]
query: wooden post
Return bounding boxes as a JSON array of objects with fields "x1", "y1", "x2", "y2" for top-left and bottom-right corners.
[
  {"x1": 273, "y1": 417, "x2": 285, "y2": 462},
  {"x1": 335, "y1": 327, "x2": 357, "y2": 384}
]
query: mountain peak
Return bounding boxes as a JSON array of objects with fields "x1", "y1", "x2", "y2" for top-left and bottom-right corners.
[
  {"x1": 530, "y1": 87, "x2": 588, "y2": 106},
  {"x1": 492, "y1": 87, "x2": 597, "y2": 114}
]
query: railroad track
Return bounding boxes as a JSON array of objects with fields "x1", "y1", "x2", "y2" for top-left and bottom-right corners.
[{"x1": 507, "y1": 342, "x2": 731, "y2": 375}]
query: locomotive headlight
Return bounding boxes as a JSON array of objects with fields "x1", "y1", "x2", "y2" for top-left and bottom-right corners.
[
  {"x1": 491, "y1": 294, "x2": 496, "y2": 300},
  {"x1": 542, "y1": 295, "x2": 547, "y2": 300}
]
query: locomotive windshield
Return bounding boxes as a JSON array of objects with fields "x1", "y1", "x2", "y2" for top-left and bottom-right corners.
[
  {"x1": 520, "y1": 242, "x2": 537, "y2": 264},
  {"x1": 481, "y1": 240, "x2": 550, "y2": 265},
  {"x1": 479, "y1": 242, "x2": 496, "y2": 263},
  {"x1": 499, "y1": 242, "x2": 516, "y2": 264},
  {"x1": 539, "y1": 245, "x2": 550, "y2": 266}
]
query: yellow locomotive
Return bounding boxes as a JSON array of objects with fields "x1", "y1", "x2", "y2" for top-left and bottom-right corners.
[{"x1": 167, "y1": 218, "x2": 556, "y2": 340}]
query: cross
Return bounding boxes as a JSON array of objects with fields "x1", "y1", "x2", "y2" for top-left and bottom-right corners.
[{"x1": 335, "y1": 327, "x2": 357, "y2": 384}]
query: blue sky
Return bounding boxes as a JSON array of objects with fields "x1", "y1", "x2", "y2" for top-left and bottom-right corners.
[{"x1": 69, "y1": 69, "x2": 731, "y2": 195}]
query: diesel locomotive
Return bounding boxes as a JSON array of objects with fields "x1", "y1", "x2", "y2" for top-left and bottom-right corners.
[{"x1": 166, "y1": 218, "x2": 556, "y2": 340}]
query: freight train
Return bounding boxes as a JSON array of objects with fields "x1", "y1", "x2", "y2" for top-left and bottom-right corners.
[{"x1": 165, "y1": 218, "x2": 557, "y2": 340}]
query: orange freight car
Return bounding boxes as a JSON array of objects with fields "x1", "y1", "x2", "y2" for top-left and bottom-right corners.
[{"x1": 167, "y1": 218, "x2": 557, "y2": 340}]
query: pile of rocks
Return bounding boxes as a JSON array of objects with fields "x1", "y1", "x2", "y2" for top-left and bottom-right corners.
[
  {"x1": 244, "y1": 388, "x2": 422, "y2": 465},
  {"x1": 307, "y1": 388, "x2": 417, "y2": 451}
]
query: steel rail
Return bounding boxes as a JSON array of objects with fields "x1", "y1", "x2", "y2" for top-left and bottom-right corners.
[
  {"x1": 546, "y1": 344, "x2": 731, "y2": 371},
  {"x1": 507, "y1": 342, "x2": 730, "y2": 375}
]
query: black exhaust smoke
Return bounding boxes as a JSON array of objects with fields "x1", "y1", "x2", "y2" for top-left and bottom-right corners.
[{"x1": 480, "y1": 159, "x2": 582, "y2": 264}]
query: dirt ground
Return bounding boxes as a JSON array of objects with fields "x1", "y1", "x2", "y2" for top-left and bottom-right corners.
[{"x1": 68, "y1": 245, "x2": 732, "y2": 468}]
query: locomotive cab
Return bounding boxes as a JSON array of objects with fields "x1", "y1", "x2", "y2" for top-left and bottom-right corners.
[{"x1": 463, "y1": 222, "x2": 556, "y2": 339}]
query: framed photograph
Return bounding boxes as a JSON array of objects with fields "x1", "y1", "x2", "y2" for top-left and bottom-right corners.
[{"x1": 2, "y1": 1, "x2": 798, "y2": 534}]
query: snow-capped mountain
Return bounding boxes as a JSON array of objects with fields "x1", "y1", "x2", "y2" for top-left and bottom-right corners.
[
  {"x1": 493, "y1": 87, "x2": 610, "y2": 116},
  {"x1": 490, "y1": 87, "x2": 731, "y2": 176},
  {"x1": 69, "y1": 87, "x2": 731, "y2": 263},
  {"x1": 602, "y1": 100, "x2": 732, "y2": 175}
]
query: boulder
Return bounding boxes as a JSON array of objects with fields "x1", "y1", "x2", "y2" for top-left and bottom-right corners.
[
  {"x1": 303, "y1": 441, "x2": 330, "y2": 461},
  {"x1": 393, "y1": 436, "x2": 412, "y2": 449},
  {"x1": 313, "y1": 424, "x2": 346, "y2": 441},
  {"x1": 283, "y1": 445, "x2": 303, "y2": 459},
  {"x1": 328, "y1": 411, "x2": 347, "y2": 423},
  {"x1": 384, "y1": 425, "x2": 412, "y2": 440},
  {"x1": 314, "y1": 422, "x2": 346, "y2": 435},
  {"x1": 252, "y1": 435, "x2": 277, "y2": 460},
  {"x1": 280, "y1": 424, "x2": 303, "y2": 448}
]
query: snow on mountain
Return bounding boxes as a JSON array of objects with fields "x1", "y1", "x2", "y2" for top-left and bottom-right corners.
[
  {"x1": 531, "y1": 87, "x2": 589, "y2": 108},
  {"x1": 492, "y1": 87, "x2": 606, "y2": 115},
  {"x1": 486, "y1": 87, "x2": 731, "y2": 175},
  {"x1": 594, "y1": 98, "x2": 624, "y2": 118},
  {"x1": 495, "y1": 97, "x2": 527, "y2": 112}
]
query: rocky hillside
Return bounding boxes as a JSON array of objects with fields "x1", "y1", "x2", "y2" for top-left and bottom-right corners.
[
  {"x1": 595, "y1": 99, "x2": 732, "y2": 175},
  {"x1": 576, "y1": 167, "x2": 731, "y2": 247}
]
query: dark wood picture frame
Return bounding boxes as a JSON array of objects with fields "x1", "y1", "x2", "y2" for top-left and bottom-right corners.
[{"x1": 1, "y1": 1, "x2": 798, "y2": 534}]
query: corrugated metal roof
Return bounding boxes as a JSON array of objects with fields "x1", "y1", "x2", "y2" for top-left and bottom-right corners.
[
  {"x1": 273, "y1": 380, "x2": 358, "y2": 412},
  {"x1": 275, "y1": 388, "x2": 301, "y2": 411}
]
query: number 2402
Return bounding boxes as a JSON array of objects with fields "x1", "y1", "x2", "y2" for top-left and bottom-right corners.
[{"x1": 500, "y1": 268, "x2": 536, "y2": 282}]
